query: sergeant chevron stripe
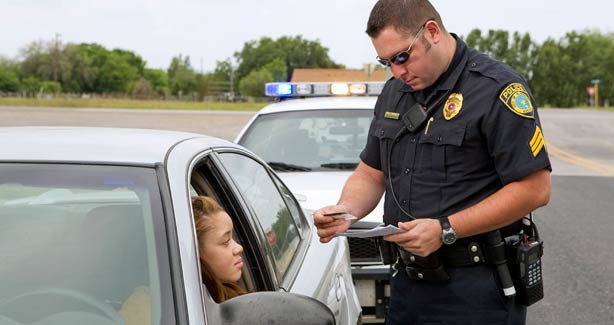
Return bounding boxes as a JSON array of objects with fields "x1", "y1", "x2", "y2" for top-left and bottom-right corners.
[{"x1": 529, "y1": 126, "x2": 545, "y2": 157}]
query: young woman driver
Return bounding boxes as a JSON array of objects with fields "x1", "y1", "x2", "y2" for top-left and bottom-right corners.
[{"x1": 192, "y1": 196, "x2": 246, "y2": 303}]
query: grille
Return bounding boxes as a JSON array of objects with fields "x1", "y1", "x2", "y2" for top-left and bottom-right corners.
[{"x1": 348, "y1": 237, "x2": 382, "y2": 264}]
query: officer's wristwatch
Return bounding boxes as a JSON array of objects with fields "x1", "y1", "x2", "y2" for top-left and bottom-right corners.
[{"x1": 439, "y1": 216, "x2": 457, "y2": 245}]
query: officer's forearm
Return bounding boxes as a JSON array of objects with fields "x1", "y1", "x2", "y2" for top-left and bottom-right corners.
[
  {"x1": 338, "y1": 161, "x2": 385, "y2": 220},
  {"x1": 449, "y1": 168, "x2": 551, "y2": 238}
]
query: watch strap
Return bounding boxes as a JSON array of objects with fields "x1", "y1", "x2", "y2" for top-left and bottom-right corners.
[{"x1": 439, "y1": 216, "x2": 451, "y2": 230}]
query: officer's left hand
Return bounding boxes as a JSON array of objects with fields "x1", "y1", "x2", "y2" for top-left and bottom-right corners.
[{"x1": 384, "y1": 218, "x2": 442, "y2": 257}]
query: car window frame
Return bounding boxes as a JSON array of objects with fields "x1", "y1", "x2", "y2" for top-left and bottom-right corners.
[
  {"x1": 210, "y1": 148, "x2": 312, "y2": 291},
  {"x1": 189, "y1": 154, "x2": 275, "y2": 293}
]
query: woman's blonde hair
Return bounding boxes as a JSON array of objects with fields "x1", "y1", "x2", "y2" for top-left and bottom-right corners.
[{"x1": 192, "y1": 196, "x2": 246, "y2": 303}]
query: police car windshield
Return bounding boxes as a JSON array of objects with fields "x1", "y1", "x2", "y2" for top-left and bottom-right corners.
[{"x1": 239, "y1": 109, "x2": 373, "y2": 172}]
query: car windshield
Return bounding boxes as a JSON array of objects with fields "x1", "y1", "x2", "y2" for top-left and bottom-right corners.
[
  {"x1": 0, "y1": 163, "x2": 172, "y2": 325},
  {"x1": 239, "y1": 109, "x2": 373, "y2": 171}
]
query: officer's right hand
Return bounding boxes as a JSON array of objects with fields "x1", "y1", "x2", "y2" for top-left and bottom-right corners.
[{"x1": 313, "y1": 205, "x2": 353, "y2": 243}]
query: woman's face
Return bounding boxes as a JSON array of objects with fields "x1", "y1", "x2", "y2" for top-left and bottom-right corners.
[{"x1": 200, "y1": 211, "x2": 244, "y2": 283}]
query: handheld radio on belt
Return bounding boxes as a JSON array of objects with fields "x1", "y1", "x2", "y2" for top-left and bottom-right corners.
[{"x1": 506, "y1": 214, "x2": 544, "y2": 306}]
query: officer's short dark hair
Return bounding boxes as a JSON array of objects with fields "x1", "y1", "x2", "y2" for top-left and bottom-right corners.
[{"x1": 366, "y1": 0, "x2": 445, "y2": 38}]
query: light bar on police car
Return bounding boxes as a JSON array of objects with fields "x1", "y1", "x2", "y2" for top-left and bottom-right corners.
[
  {"x1": 265, "y1": 81, "x2": 385, "y2": 97},
  {"x1": 330, "y1": 83, "x2": 350, "y2": 95}
]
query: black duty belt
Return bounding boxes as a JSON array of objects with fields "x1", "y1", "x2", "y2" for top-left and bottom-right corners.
[
  {"x1": 438, "y1": 237, "x2": 488, "y2": 267},
  {"x1": 399, "y1": 237, "x2": 487, "y2": 268}
]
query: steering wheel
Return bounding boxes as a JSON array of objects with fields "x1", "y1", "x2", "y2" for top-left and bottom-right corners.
[{"x1": 0, "y1": 287, "x2": 125, "y2": 324}]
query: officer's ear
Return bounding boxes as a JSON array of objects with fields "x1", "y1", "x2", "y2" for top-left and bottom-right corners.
[{"x1": 424, "y1": 20, "x2": 442, "y2": 43}]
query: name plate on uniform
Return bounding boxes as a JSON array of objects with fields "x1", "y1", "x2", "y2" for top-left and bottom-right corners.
[{"x1": 384, "y1": 111, "x2": 400, "y2": 120}]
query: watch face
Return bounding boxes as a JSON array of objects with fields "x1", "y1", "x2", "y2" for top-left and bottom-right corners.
[{"x1": 442, "y1": 230, "x2": 457, "y2": 244}]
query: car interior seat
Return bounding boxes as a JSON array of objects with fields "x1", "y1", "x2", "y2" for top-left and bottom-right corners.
[{"x1": 79, "y1": 204, "x2": 149, "y2": 307}]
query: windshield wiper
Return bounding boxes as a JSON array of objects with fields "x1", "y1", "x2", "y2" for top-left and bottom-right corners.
[
  {"x1": 267, "y1": 162, "x2": 312, "y2": 172},
  {"x1": 320, "y1": 162, "x2": 358, "y2": 170}
]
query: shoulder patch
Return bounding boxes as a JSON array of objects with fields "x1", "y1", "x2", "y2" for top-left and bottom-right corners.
[{"x1": 499, "y1": 83, "x2": 534, "y2": 119}]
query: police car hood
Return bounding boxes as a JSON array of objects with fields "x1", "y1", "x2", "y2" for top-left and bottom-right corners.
[{"x1": 278, "y1": 171, "x2": 384, "y2": 225}]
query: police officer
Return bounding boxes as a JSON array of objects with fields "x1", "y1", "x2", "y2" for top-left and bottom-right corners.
[{"x1": 313, "y1": 0, "x2": 552, "y2": 324}]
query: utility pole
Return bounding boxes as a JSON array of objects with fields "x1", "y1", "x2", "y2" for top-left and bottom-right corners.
[
  {"x1": 51, "y1": 33, "x2": 62, "y2": 82},
  {"x1": 591, "y1": 79, "x2": 601, "y2": 108},
  {"x1": 229, "y1": 64, "x2": 234, "y2": 101}
]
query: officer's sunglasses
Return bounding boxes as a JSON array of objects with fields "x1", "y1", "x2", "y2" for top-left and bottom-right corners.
[{"x1": 376, "y1": 23, "x2": 427, "y2": 67}]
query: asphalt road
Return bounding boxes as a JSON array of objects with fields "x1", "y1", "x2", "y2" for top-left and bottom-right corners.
[{"x1": 1, "y1": 105, "x2": 613, "y2": 324}]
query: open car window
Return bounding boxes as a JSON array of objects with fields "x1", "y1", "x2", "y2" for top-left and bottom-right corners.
[{"x1": 190, "y1": 156, "x2": 274, "y2": 295}]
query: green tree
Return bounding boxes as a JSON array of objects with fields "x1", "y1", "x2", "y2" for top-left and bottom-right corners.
[
  {"x1": 209, "y1": 59, "x2": 234, "y2": 95},
  {"x1": 0, "y1": 58, "x2": 21, "y2": 92},
  {"x1": 464, "y1": 29, "x2": 537, "y2": 81},
  {"x1": 531, "y1": 31, "x2": 614, "y2": 107},
  {"x1": 41, "y1": 80, "x2": 62, "y2": 94},
  {"x1": 97, "y1": 51, "x2": 139, "y2": 93},
  {"x1": 20, "y1": 41, "x2": 52, "y2": 81},
  {"x1": 112, "y1": 49, "x2": 146, "y2": 76},
  {"x1": 212, "y1": 59, "x2": 233, "y2": 81},
  {"x1": 20, "y1": 77, "x2": 42, "y2": 96},
  {"x1": 234, "y1": 35, "x2": 343, "y2": 83},
  {"x1": 74, "y1": 43, "x2": 142, "y2": 94},
  {"x1": 143, "y1": 68, "x2": 169, "y2": 97},
  {"x1": 261, "y1": 58, "x2": 287, "y2": 82},
  {"x1": 504, "y1": 32, "x2": 537, "y2": 80},
  {"x1": 19, "y1": 36, "x2": 76, "y2": 88},
  {"x1": 239, "y1": 69, "x2": 273, "y2": 97},
  {"x1": 62, "y1": 43, "x2": 96, "y2": 93},
  {"x1": 167, "y1": 54, "x2": 197, "y2": 97}
]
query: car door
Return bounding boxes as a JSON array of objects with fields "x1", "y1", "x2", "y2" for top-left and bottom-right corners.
[
  {"x1": 166, "y1": 140, "x2": 355, "y2": 324},
  {"x1": 186, "y1": 146, "x2": 338, "y2": 324}
]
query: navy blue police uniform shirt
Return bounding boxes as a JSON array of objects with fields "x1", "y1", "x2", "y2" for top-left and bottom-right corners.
[{"x1": 360, "y1": 35, "x2": 551, "y2": 233}]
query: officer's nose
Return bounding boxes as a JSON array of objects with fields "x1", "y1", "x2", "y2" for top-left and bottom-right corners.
[{"x1": 390, "y1": 63, "x2": 408, "y2": 79}]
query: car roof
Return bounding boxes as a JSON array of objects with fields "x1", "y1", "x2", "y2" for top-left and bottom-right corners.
[
  {"x1": 256, "y1": 96, "x2": 377, "y2": 115},
  {"x1": 0, "y1": 126, "x2": 232, "y2": 165}
]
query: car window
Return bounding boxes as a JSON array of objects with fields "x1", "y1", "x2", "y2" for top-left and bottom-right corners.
[
  {"x1": 217, "y1": 153, "x2": 301, "y2": 280},
  {"x1": 0, "y1": 164, "x2": 174, "y2": 325},
  {"x1": 238, "y1": 109, "x2": 373, "y2": 171}
]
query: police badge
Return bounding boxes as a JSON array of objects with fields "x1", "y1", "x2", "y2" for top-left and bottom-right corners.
[{"x1": 443, "y1": 93, "x2": 463, "y2": 120}]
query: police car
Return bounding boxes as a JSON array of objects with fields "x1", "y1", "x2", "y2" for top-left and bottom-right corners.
[
  {"x1": 235, "y1": 81, "x2": 390, "y2": 322},
  {"x1": 0, "y1": 127, "x2": 361, "y2": 325}
]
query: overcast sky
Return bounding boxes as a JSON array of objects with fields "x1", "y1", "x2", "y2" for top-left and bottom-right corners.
[{"x1": 2, "y1": 0, "x2": 612, "y2": 72}]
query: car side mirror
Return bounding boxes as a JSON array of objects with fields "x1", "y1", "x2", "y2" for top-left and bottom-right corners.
[{"x1": 219, "y1": 291, "x2": 335, "y2": 325}]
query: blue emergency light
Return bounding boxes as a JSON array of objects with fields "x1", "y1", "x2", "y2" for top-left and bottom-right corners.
[{"x1": 265, "y1": 83, "x2": 294, "y2": 97}]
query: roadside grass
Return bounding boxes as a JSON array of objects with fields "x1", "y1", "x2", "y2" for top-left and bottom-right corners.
[
  {"x1": 0, "y1": 97, "x2": 269, "y2": 111},
  {"x1": 2, "y1": 97, "x2": 612, "y2": 112}
]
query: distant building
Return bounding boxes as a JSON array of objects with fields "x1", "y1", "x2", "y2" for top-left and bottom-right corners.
[{"x1": 290, "y1": 66, "x2": 389, "y2": 83}]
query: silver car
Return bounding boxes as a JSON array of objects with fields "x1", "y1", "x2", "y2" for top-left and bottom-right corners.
[
  {"x1": 235, "y1": 94, "x2": 389, "y2": 322},
  {"x1": 0, "y1": 127, "x2": 361, "y2": 325}
]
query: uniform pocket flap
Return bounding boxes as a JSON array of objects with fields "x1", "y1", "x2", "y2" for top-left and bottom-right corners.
[
  {"x1": 371, "y1": 120, "x2": 404, "y2": 140},
  {"x1": 419, "y1": 125, "x2": 466, "y2": 146}
]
